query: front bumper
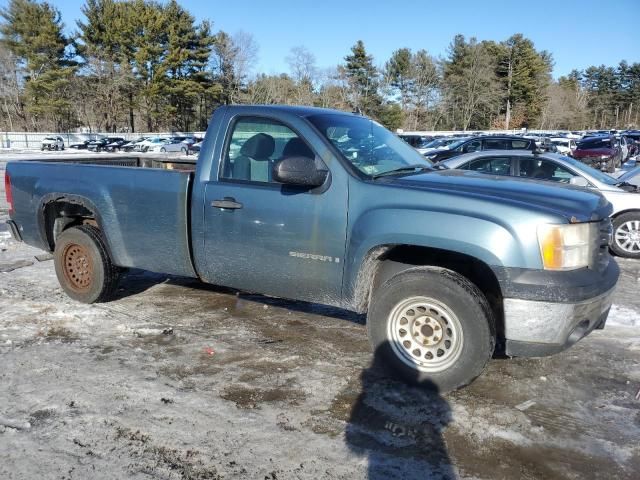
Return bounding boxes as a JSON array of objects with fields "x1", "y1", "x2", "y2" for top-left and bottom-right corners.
[
  {"x1": 496, "y1": 259, "x2": 619, "y2": 357},
  {"x1": 503, "y1": 287, "x2": 614, "y2": 356}
]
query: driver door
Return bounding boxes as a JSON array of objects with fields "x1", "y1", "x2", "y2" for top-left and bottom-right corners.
[{"x1": 200, "y1": 116, "x2": 348, "y2": 304}]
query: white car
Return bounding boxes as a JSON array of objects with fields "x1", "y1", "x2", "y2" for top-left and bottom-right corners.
[
  {"x1": 41, "y1": 136, "x2": 65, "y2": 151},
  {"x1": 439, "y1": 150, "x2": 640, "y2": 258},
  {"x1": 147, "y1": 138, "x2": 189, "y2": 154},
  {"x1": 550, "y1": 137, "x2": 577, "y2": 156},
  {"x1": 138, "y1": 137, "x2": 169, "y2": 152}
]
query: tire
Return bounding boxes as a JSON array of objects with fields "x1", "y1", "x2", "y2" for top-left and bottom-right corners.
[
  {"x1": 611, "y1": 212, "x2": 640, "y2": 258},
  {"x1": 54, "y1": 225, "x2": 121, "y2": 303},
  {"x1": 367, "y1": 267, "x2": 495, "y2": 392},
  {"x1": 160, "y1": 147, "x2": 166, "y2": 153}
]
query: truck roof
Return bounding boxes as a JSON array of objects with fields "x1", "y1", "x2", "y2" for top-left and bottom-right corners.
[{"x1": 224, "y1": 104, "x2": 358, "y2": 118}]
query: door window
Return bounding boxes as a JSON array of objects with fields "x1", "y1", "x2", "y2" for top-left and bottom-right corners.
[
  {"x1": 519, "y1": 158, "x2": 576, "y2": 183},
  {"x1": 465, "y1": 156, "x2": 512, "y2": 175},
  {"x1": 460, "y1": 140, "x2": 481, "y2": 153},
  {"x1": 221, "y1": 117, "x2": 316, "y2": 183}
]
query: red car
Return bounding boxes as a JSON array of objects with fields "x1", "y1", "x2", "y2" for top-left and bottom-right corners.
[{"x1": 572, "y1": 136, "x2": 623, "y2": 172}]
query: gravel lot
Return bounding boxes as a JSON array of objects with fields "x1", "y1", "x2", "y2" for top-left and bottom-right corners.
[{"x1": 1, "y1": 156, "x2": 639, "y2": 479}]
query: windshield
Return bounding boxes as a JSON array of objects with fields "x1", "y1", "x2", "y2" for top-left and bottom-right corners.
[
  {"x1": 560, "y1": 155, "x2": 619, "y2": 185},
  {"x1": 308, "y1": 113, "x2": 432, "y2": 176}
]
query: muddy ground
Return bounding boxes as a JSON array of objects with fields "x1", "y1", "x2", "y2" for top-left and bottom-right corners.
[{"x1": 1, "y1": 158, "x2": 639, "y2": 480}]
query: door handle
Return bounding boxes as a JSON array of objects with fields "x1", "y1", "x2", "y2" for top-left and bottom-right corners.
[{"x1": 211, "y1": 197, "x2": 243, "y2": 210}]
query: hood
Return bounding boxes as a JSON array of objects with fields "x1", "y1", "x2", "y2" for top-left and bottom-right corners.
[
  {"x1": 378, "y1": 169, "x2": 611, "y2": 222},
  {"x1": 573, "y1": 148, "x2": 614, "y2": 157}
]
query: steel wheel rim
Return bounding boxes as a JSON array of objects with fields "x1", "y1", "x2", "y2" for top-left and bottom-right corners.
[
  {"x1": 387, "y1": 296, "x2": 464, "y2": 373},
  {"x1": 615, "y1": 220, "x2": 640, "y2": 253},
  {"x1": 62, "y1": 243, "x2": 93, "y2": 292}
]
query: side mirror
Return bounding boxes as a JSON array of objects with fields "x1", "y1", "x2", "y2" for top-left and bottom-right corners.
[
  {"x1": 273, "y1": 156, "x2": 328, "y2": 187},
  {"x1": 570, "y1": 176, "x2": 589, "y2": 187}
]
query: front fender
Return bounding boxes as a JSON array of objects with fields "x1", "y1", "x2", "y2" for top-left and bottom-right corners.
[{"x1": 342, "y1": 207, "x2": 534, "y2": 307}]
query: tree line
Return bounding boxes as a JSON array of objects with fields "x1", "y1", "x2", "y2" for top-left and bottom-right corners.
[{"x1": 1, "y1": 0, "x2": 638, "y2": 133}]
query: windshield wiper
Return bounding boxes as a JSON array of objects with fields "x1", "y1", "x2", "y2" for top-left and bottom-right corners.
[
  {"x1": 615, "y1": 181, "x2": 636, "y2": 188},
  {"x1": 371, "y1": 164, "x2": 432, "y2": 179}
]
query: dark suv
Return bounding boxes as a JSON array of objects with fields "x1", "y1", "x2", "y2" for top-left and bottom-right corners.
[{"x1": 424, "y1": 135, "x2": 535, "y2": 162}]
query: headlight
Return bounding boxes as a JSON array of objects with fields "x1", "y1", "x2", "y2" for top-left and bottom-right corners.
[
  {"x1": 599, "y1": 155, "x2": 609, "y2": 160},
  {"x1": 537, "y1": 223, "x2": 595, "y2": 270}
]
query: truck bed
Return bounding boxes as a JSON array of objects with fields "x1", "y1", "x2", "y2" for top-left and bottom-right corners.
[{"x1": 7, "y1": 155, "x2": 197, "y2": 278}]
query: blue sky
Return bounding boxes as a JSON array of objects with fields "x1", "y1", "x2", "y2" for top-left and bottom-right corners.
[{"x1": 3, "y1": 0, "x2": 639, "y2": 77}]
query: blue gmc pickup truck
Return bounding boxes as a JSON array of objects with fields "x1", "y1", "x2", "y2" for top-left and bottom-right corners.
[{"x1": 5, "y1": 105, "x2": 619, "y2": 391}]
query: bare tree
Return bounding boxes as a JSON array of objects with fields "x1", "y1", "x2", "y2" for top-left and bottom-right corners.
[
  {"x1": 286, "y1": 46, "x2": 317, "y2": 84},
  {"x1": 0, "y1": 43, "x2": 25, "y2": 130}
]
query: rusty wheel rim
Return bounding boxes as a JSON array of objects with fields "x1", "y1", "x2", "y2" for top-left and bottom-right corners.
[{"x1": 62, "y1": 243, "x2": 93, "y2": 292}]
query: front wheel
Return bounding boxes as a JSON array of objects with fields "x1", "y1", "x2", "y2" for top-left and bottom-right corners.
[
  {"x1": 54, "y1": 225, "x2": 121, "y2": 303},
  {"x1": 367, "y1": 267, "x2": 495, "y2": 392},
  {"x1": 160, "y1": 147, "x2": 166, "y2": 153},
  {"x1": 611, "y1": 213, "x2": 640, "y2": 258}
]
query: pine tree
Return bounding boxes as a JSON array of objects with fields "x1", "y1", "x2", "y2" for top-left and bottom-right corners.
[
  {"x1": 342, "y1": 40, "x2": 381, "y2": 117},
  {"x1": 0, "y1": 0, "x2": 74, "y2": 130}
]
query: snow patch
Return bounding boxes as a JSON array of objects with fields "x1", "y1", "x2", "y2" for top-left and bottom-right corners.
[{"x1": 607, "y1": 304, "x2": 640, "y2": 327}]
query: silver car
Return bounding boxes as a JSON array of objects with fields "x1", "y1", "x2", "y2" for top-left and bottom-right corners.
[{"x1": 438, "y1": 150, "x2": 640, "y2": 258}]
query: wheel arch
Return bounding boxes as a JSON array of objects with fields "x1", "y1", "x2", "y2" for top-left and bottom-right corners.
[
  {"x1": 611, "y1": 208, "x2": 640, "y2": 219},
  {"x1": 348, "y1": 244, "x2": 504, "y2": 341},
  {"x1": 37, "y1": 193, "x2": 107, "y2": 253}
]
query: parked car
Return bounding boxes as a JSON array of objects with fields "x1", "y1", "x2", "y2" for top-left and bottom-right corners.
[
  {"x1": 622, "y1": 133, "x2": 640, "y2": 158},
  {"x1": 424, "y1": 135, "x2": 535, "y2": 162},
  {"x1": 121, "y1": 137, "x2": 149, "y2": 152},
  {"x1": 572, "y1": 136, "x2": 623, "y2": 172},
  {"x1": 398, "y1": 134, "x2": 435, "y2": 154},
  {"x1": 550, "y1": 137, "x2": 577, "y2": 156},
  {"x1": 104, "y1": 138, "x2": 127, "y2": 152},
  {"x1": 87, "y1": 137, "x2": 124, "y2": 152},
  {"x1": 138, "y1": 137, "x2": 168, "y2": 152},
  {"x1": 147, "y1": 138, "x2": 189, "y2": 154},
  {"x1": 5, "y1": 105, "x2": 618, "y2": 392},
  {"x1": 420, "y1": 137, "x2": 470, "y2": 156},
  {"x1": 69, "y1": 140, "x2": 90, "y2": 150},
  {"x1": 41, "y1": 136, "x2": 65, "y2": 151},
  {"x1": 188, "y1": 140, "x2": 203, "y2": 155},
  {"x1": 438, "y1": 150, "x2": 640, "y2": 258}
]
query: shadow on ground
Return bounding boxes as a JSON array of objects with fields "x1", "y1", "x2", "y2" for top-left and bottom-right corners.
[{"x1": 345, "y1": 341, "x2": 456, "y2": 479}]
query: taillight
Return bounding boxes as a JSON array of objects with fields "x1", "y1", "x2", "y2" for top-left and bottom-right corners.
[{"x1": 4, "y1": 171, "x2": 13, "y2": 216}]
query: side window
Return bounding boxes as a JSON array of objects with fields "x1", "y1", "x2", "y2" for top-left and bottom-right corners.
[
  {"x1": 460, "y1": 140, "x2": 481, "y2": 153},
  {"x1": 519, "y1": 158, "x2": 575, "y2": 183},
  {"x1": 467, "y1": 157, "x2": 512, "y2": 175},
  {"x1": 510, "y1": 139, "x2": 529, "y2": 149},
  {"x1": 221, "y1": 117, "x2": 315, "y2": 183},
  {"x1": 482, "y1": 138, "x2": 508, "y2": 150}
]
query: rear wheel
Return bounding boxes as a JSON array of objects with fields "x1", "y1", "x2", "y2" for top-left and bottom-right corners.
[
  {"x1": 367, "y1": 267, "x2": 495, "y2": 392},
  {"x1": 611, "y1": 212, "x2": 640, "y2": 258},
  {"x1": 54, "y1": 225, "x2": 121, "y2": 303}
]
